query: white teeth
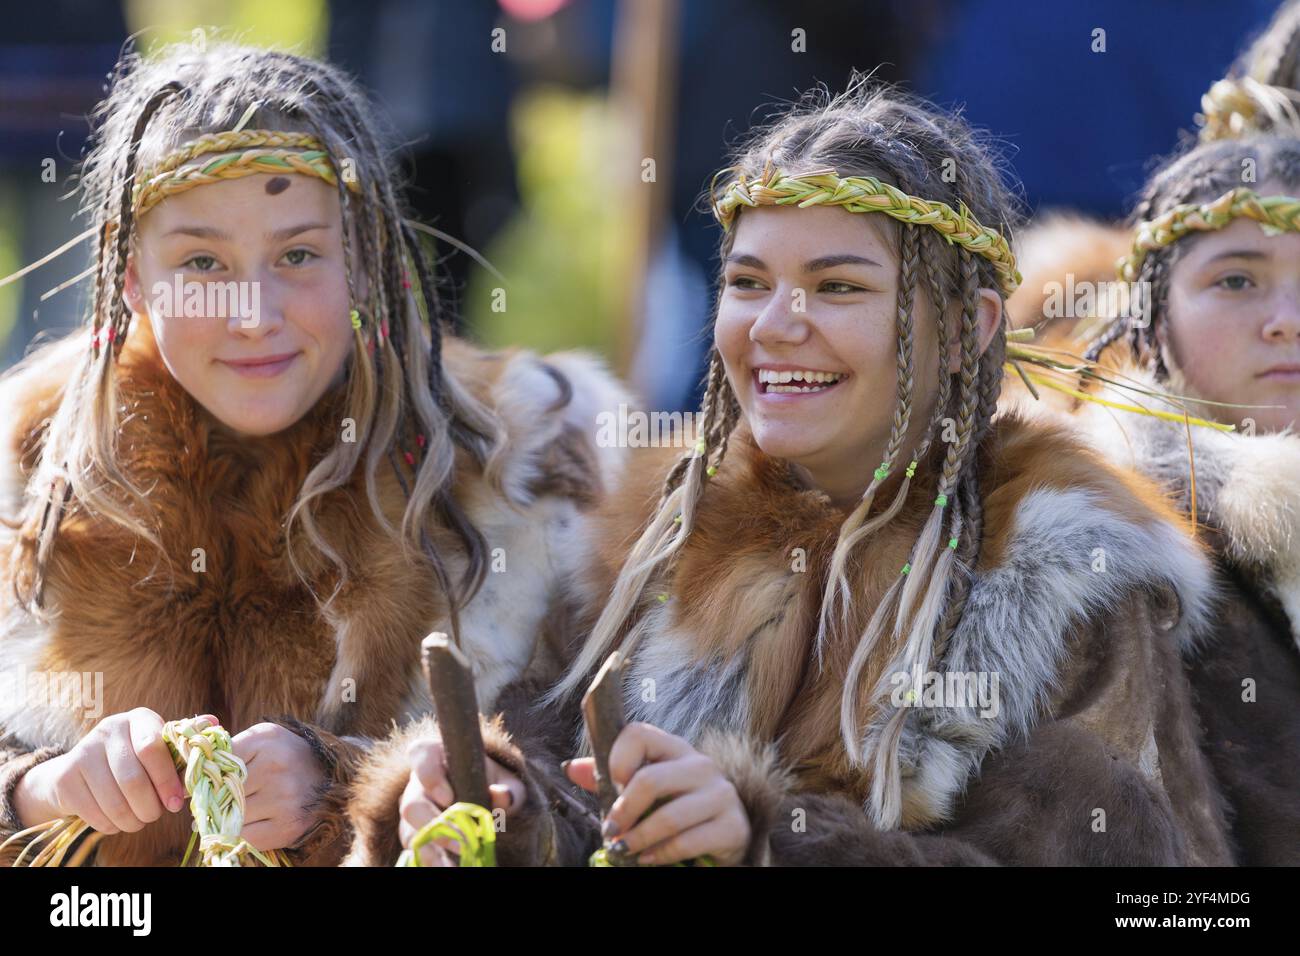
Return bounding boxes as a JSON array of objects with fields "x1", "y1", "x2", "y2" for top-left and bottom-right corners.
[{"x1": 757, "y1": 368, "x2": 844, "y2": 384}]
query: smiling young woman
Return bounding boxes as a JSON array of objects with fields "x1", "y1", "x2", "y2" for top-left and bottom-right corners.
[{"x1": 360, "y1": 77, "x2": 1237, "y2": 867}]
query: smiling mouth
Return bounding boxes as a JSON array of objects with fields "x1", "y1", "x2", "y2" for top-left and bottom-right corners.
[
  {"x1": 754, "y1": 368, "x2": 848, "y2": 395},
  {"x1": 219, "y1": 352, "x2": 300, "y2": 379}
]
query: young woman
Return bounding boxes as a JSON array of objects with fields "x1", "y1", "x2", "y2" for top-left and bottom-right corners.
[
  {"x1": 1041, "y1": 133, "x2": 1300, "y2": 865},
  {"x1": 363, "y1": 78, "x2": 1236, "y2": 867},
  {"x1": 0, "y1": 40, "x2": 627, "y2": 866}
]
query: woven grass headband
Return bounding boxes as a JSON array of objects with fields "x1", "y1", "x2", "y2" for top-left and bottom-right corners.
[
  {"x1": 132, "y1": 128, "x2": 364, "y2": 218},
  {"x1": 1116, "y1": 186, "x2": 1300, "y2": 282},
  {"x1": 712, "y1": 164, "x2": 1022, "y2": 295}
]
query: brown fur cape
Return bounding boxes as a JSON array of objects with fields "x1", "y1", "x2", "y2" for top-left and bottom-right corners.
[
  {"x1": 0, "y1": 325, "x2": 629, "y2": 866},
  {"x1": 347, "y1": 407, "x2": 1237, "y2": 866}
]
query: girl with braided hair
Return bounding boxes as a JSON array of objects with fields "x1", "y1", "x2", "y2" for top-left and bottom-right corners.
[
  {"x1": 0, "y1": 39, "x2": 629, "y2": 865},
  {"x1": 368, "y1": 76, "x2": 1234, "y2": 867},
  {"x1": 1003, "y1": 5, "x2": 1300, "y2": 865},
  {"x1": 1041, "y1": 132, "x2": 1300, "y2": 865}
]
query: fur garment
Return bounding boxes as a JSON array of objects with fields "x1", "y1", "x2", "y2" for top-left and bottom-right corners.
[
  {"x1": 0, "y1": 325, "x2": 629, "y2": 866},
  {"x1": 1030, "y1": 363, "x2": 1300, "y2": 864},
  {"x1": 352, "y1": 408, "x2": 1237, "y2": 865}
]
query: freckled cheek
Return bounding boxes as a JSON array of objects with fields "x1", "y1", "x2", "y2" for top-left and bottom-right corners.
[
  {"x1": 1171, "y1": 296, "x2": 1244, "y2": 387},
  {"x1": 714, "y1": 304, "x2": 755, "y2": 395}
]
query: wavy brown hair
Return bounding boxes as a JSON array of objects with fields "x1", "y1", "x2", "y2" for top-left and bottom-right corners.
[{"x1": 12, "y1": 38, "x2": 503, "y2": 641}]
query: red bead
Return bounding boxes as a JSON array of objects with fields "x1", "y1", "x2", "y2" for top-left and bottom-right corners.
[{"x1": 403, "y1": 450, "x2": 415, "y2": 467}]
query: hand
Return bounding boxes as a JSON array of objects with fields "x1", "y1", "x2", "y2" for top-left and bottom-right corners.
[
  {"x1": 12, "y1": 707, "x2": 195, "y2": 833},
  {"x1": 566, "y1": 722, "x2": 750, "y2": 866},
  {"x1": 230, "y1": 722, "x2": 326, "y2": 852},
  {"x1": 398, "y1": 735, "x2": 526, "y2": 866}
]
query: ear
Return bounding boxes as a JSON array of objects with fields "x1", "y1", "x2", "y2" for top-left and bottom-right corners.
[
  {"x1": 974, "y1": 287, "x2": 1003, "y2": 358},
  {"x1": 122, "y1": 253, "x2": 145, "y2": 316},
  {"x1": 944, "y1": 288, "x2": 1004, "y2": 373}
]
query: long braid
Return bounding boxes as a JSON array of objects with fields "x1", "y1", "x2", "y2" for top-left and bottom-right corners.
[
  {"x1": 817, "y1": 224, "x2": 920, "y2": 656},
  {"x1": 859, "y1": 249, "x2": 987, "y2": 828}
]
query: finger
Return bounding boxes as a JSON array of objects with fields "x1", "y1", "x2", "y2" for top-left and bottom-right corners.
[
  {"x1": 129, "y1": 714, "x2": 185, "y2": 812},
  {"x1": 614, "y1": 787, "x2": 720, "y2": 856},
  {"x1": 407, "y1": 740, "x2": 453, "y2": 806},
  {"x1": 105, "y1": 723, "x2": 165, "y2": 825},
  {"x1": 239, "y1": 818, "x2": 286, "y2": 853},
  {"x1": 417, "y1": 842, "x2": 453, "y2": 867},
  {"x1": 64, "y1": 769, "x2": 119, "y2": 835},
  {"x1": 487, "y1": 778, "x2": 525, "y2": 814},
  {"x1": 605, "y1": 756, "x2": 713, "y2": 840},
  {"x1": 565, "y1": 757, "x2": 598, "y2": 792},
  {"x1": 400, "y1": 785, "x2": 439, "y2": 832},
  {"x1": 79, "y1": 750, "x2": 143, "y2": 833},
  {"x1": 607, "y1": 723, "x2": 691, "y2": 790},
  {"x1": 638, "y1": 816, "x2": 737, "y2": 866}
]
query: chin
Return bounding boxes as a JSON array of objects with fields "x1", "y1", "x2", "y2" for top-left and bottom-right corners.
[
  {"x1": 748, "y1": 420, "x2": 826, "y2": 463},
  {"x1": 206, "y1": 401, "x2": 302, "y2": 438}
]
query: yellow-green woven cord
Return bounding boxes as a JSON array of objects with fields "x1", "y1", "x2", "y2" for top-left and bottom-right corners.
[
  {"x1": 712, "y1": 164, "x2": 1021, "y2": 295},
  {"x1": 1117, "y1": 187, "x2": 1300, "y2": 282},
  {"x1": 397, "y1": 802, "x2": 497, "y2": 867}
]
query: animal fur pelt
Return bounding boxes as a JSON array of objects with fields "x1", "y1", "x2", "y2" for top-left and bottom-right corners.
[
  {"x1": 0, "y1": 324, "x2": 630, "y2": 866},
  {"x1": 1003, "y1": 214, "x2": 1134, "y2": 410},
  {"x1": 1026, "y1": 363, "x2": 1300, "y2": 864},
  {"x1": 350, "y1": 407, "x2": 1238, "y2": 865}
]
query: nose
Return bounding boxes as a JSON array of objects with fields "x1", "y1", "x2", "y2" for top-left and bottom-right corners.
[
  {"x1": 748, "y1": 281, "x2": 812, "y2": 347},
  {"x1": 226, "y1": 269, "x2": 283, "y2": 339},
  {"x1": 1262, "y1": 286, "x2": 1300, "y2": 342}
]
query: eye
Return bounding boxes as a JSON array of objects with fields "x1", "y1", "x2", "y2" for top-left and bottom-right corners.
[
  {"x1": 1214, "y1": 273, "x2": 1254, "y2": 291},
  {"x1": 281, "y1": 248, "x2": 319, "y2": 266},
  {"x1": 183, "y1": 254, "x2": 219, "y2": 273},
  {"x1": 819, "y1": 280, "x2": 865, "y2": 294},
  {"x1": 727, "y1": 275, "x2": 767, "y2": 291}
]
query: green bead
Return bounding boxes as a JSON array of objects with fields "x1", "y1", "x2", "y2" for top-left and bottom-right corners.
[
  {"x1": 948, "y1": 537, "x2": 959, "y2": 549},
  {"x1": 905, "y1": 460, "x2": 918, "y2": 478},
  {"x1": 874, "y1": 466, "x2": 889, "y2": 481},
  {"x1": 657, "y1": 593, "x2": 669, "y2": 603},
  {"x1": 901, "y1": 562, "x2": 911, "y2": 575},
  {"x1": 349, "y1": 309, "x2": 361, "y2": 330},
  {"x1": 694, "y1": 439, "x2": 707, "y2": 455},
  {"x1": 673, "y1": 514, "x2": 682, "y2": 524},
  {"x1": 706, "y1": 465, "x2": 718, "y2": 477},
  {"x1": 935, "y1": 494, "x2": 948, "y2": 507}
]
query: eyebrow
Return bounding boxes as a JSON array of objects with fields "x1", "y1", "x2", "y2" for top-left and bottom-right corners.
[
  {"x1": 725, "y1": 252, "x2": 885, "y2": 271},
  {"x1": 1201, "y1": 248, "x2": 1270, "y2": 264},
  {"x1": 161, "y1": 222, "x2": 332, "y2": 243}
]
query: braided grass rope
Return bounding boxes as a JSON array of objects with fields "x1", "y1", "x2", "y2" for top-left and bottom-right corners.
[
  {"x1": 1117, "y1": 187, "x2": 1300, "y2": 282},
  {"x1": 711, "y1": 164, "x2": 1022, "y2": 295},
  {"x1": 0, "y1": 716, "x2": 291, "y2": 867},
  {"x1": 132, "y1": 128, "x2": 363, "y2": 219},
  {"x1": 397, "y1": 801, "x2": 497, "y2": 867}
]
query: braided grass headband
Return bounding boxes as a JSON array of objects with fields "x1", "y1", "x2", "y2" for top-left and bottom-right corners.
[
  {"x1": 131, "y1": 128, "x2": 363, "y2": 219},
  {"x1": 1116, "y1": 186, "x2": 1300, "y2": 282},
  {"x1": 711, "y1": 165, "x2": 1022, "y2": 295}
]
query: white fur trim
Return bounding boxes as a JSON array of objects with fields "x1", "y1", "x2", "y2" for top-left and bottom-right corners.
[{"x1": 875, "y1": 486, "x2": 1217, "y2": 827}]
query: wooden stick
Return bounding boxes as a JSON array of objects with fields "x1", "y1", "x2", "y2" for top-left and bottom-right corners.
[
  {"x1": 422, "y1": 632, "x2": 490, "y2": 809},
  {"x1": 582, "y1": 650, "x2": 627, "y2": 817}
]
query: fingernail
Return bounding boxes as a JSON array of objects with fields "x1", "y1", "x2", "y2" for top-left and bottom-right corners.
[
  {"x1": 167, "y1": 796, "x2": 184, "y2": 812},
  {"x1": 602, "y1": 818, "x2": 620, "y2": 838},
  {"x1": 610, "y1": 839, "x2": 628, "y2": 855},
  {"x1": 560, "y1": 759, "x2": 573, "y2": 772}
]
